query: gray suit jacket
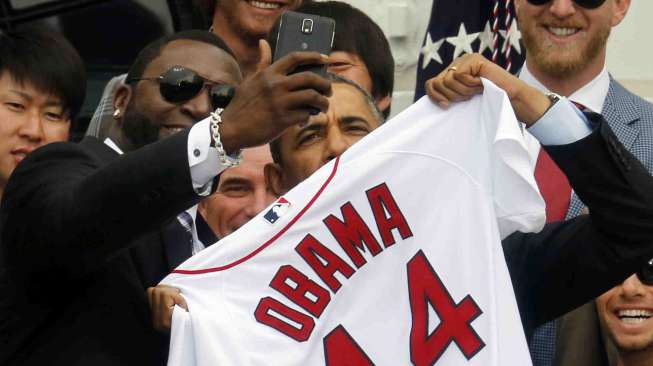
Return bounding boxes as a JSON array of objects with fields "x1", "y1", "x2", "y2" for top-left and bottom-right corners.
[
  {"x1": 567, "y1": 78, "x2": 653, "y2": 219},
  {"x1": 554, "y1": 78, "x2": 653, "y2": 366}
]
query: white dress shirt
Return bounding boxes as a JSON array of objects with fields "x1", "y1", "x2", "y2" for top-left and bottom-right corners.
[{"x1": 519, "y1": 62, "x2": 610, "y2": 114}]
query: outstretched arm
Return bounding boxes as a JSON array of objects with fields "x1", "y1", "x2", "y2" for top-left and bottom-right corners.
[
  {"x1": 426, "y1": 54, "x2": 653, "y2": 337},
  {"x1": 0, "y1": 43, "x2": 333, "y2": 282}
]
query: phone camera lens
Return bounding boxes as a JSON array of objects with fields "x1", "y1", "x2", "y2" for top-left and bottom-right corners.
[{"x1": 301, "y1": 19, "x2": 314, "y2": 34}]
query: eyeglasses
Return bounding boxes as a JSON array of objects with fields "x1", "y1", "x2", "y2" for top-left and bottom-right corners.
[
  {"x1": 636, "y1": 258, "x2": 653, "y2": 286},
  {"x1": 127, "y1": 66, "x2": 235, "y2": 110},
  {"x1": 526, "y1": 0, "x2": 606, "y2": 9}
]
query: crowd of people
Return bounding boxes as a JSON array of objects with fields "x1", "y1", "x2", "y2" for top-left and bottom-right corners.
[{"x1": 0, "y1": 0, "x2": 652, "y2": 365}]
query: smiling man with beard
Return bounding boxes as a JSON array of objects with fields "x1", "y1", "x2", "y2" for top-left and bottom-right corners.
[
  {"x1": 0, "y1": 29, "x2": 332, "y2": 366},
  {"x1": 513, "y1": 1, "x2": 653, "y2": 365}
]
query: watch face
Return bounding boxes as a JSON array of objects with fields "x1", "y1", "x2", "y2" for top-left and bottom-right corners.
[{"x1": 547, "y1": 93, "x2": 561, "y2": 103}]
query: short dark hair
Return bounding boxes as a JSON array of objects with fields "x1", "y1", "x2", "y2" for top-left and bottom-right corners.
[
  {"x1": 126, "y1": 30, "x2": 237, "y2": 82},
  {"x1": 269, "y1": 73, "x2": 384, "y2": 165},
  {"x1": 296, "y1": 1, "x2": 394, "y2": 117},
  {"x1": 0, "y1": 26, "x2": 86, "y2": 120}
]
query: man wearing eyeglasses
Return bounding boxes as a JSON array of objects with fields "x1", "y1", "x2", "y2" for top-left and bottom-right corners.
[
  {"x1": 0, "y1": 29, "x2": 332, "y2": 366},
  {"x1": 596, "y1": 259, "x2": 653, "y2": 366},
  {"x1": 514, "y1": 1, "x2": 653, "y2": 365}
]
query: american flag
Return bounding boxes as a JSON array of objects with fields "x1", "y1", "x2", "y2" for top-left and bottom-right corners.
[{"x1": 414, "y1": 0, "x2": 525, "y2": 100}]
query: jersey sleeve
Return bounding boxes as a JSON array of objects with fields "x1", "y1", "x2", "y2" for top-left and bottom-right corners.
[{"x1": 479, "y1": 79, "x2": 546, "y2": 238}]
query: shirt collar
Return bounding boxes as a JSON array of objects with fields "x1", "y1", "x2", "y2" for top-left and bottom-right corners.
[
  {"x1": 519, "y1": 62, "x2": 610, "y2": 113},
  {"x1": 103, "y1": 137, "x2": 124, "y2": 155},
  {"x1": 568, "y1": 67, "x2": 610, "y2": 114}
]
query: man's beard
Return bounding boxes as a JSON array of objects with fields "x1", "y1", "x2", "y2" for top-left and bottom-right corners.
[
  {"x1": 121, "y1": 101, "x2": 161, "y2": 150},
  {"x1": 521, "y1": 23, "x2": 611, "y2": 79}
]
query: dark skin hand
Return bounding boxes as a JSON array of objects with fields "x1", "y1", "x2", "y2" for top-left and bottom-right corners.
[{"x1": 219, "y1": 40, "x2": 333, "y2": 154}]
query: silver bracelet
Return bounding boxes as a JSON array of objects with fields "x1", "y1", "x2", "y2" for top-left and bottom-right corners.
[{"x1": 210, "y1": 108, "x2": 242, "y2": 167}]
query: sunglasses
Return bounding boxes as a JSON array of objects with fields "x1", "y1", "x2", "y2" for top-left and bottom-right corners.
[
  {"x1": 526, "y1": 0, "x2": 606, "y2": 9},
  {"x1": 637, "y1": 258, "x2": 653, "y2": 286},
  {"x1": 127, "y1": 66, "x2": 235, "y2": 110}
]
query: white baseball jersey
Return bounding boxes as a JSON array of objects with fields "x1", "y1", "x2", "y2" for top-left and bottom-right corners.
[{"x1": 162, "y1": 80, "x2": 544, "y2": 366}]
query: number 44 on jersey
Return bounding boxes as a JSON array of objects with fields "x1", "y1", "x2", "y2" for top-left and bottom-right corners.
[{"x1": 254, "y1": 183, "x2": 485, "y2": 365}]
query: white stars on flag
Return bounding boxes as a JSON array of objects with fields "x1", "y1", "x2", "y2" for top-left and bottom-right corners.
[
  {"x1": 499, "y1": 19, "x2": 522, "y2": 55},
  {"x1": 477, "y1": 21, "x2": 495, "y2": 55},
  {"x1": 420, "y1": 20, "x2": 522, "y2": 70},
  {"x1": 446, "y1": 24, "x2": 479, "y2": 59},
  {"x1": 420, "y1": 33, "x2": 445, "y2": 69}
]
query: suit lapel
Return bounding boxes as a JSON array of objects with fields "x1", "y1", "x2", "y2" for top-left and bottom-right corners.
[
  {"x1": 79, "y1": 136, "x2": 121, "y2": 165},
  {"x1": 161, "y1": 218, "x2": 193, "y2": 271},
  {"x1": 566, "y1": 78, "x2": 642, "y2": 219},
  {"x1": 601, "y1": 78, "x2": 641, "y2": 151}
]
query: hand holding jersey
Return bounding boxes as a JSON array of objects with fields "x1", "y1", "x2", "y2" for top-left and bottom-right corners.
[
  {"x1": 147, "y1": 285, "x2": 188, "y2": 333},
  {"x1": 426, "y1": 53, "x2": 553, "y2": 126}
]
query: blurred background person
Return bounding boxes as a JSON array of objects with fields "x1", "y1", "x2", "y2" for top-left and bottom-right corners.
[
  {"x1": 0, "y1": 26, "x2": 86, "y2": 199},
  {"x1": 297, "y1": 1, "x2": 394, "y2": 118},
  {"x1": 198, "y1": 145, "x2": 276, "y2": 240}
]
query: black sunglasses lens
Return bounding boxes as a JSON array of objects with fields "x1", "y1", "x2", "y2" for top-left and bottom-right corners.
[
  {"x1": 209, "y1": 84, "x2": 236, "y2": 109},
  {"x1": 527, "y1": 0, "x2": 550, "y2": 4},
  {"x1": 574, "y1": 0, "x2": 605, "y2": 8},
  {"x1": 160, "y1": 67, "x2": 204, "y2": 104},
  {"x1": 637, "y1": 258, "x2": 653, "y2": 285},
  {"x1": 526, "y1": 0, "x2": 605, "y2": 8}
]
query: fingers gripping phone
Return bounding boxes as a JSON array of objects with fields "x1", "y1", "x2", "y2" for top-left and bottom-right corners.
[{"x1": 272, "y1": 11, "x2": 336, "y2": 78}]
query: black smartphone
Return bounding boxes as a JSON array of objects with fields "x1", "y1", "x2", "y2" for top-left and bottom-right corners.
[{"x1": 271, "y1": 11, "x2": 336, "y2": 78}]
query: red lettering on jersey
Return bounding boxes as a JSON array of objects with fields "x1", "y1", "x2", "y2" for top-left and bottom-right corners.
[
  {"x1": 254, "y1": 297, "x2": 315, "y2": 342},
  {"x1": 270, "y1": 265, "x2": 331, "y2": 317},
  {"x1": 366, "y1": 183, "x2": 413, "y2": 247},
  {"x1": 323, "y1": 325, "x2": 375, "y2": 366},
  {"x1": 324, "y1": 202, "x2": 383, "y2": 268},
  {"x1": 407, "y1": 250, "x2": 484, "y2": 365},
  {"x1": 296, "y1": 234, "x2": 355, "y2": 293}
]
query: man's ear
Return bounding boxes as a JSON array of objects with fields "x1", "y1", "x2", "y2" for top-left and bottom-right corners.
[
  {"x1": 376, "y1": 95, "x2": 392, "y2": 115},
  {"x1": 112, "y1": 84, "x2": 133, "y2": 125},
  {"x1": 264, "y1": 163, "x2": 286, "y2": 197},
  {"x1": 611, "y1": 0, "x2": 631, "y2": 27}
]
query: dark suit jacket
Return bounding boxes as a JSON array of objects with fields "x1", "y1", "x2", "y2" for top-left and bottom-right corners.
[
  {"x1": 0, "y1": 130, "x2": 211, "y2": 365},
  {"x1": 501, "y1": 114, "x2": 653, "y2": 340},
  {"x1": 550, "y1": 79, "x2": 653, "y2": 366}
]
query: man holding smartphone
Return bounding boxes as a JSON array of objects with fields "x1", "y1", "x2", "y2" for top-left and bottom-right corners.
[{"x1": 0, "y1": 30, "x2": 332, "y2": 366}]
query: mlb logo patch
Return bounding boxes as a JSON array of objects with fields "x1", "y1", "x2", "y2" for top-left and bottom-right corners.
[{"x1": 263, "y1": 197, "x2": 291, "y2": 224}]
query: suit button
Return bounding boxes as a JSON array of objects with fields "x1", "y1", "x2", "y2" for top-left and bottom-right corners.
[{"x1": 193, "y1": 148, "x2": 201, "y2": 157}]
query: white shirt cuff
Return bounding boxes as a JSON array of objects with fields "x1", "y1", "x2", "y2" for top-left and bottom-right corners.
[
  {"x1": 187, "y1": 117, "x2": 229, "y2": 195},
  {"x1": 527, "y1": 97, "x2": 592, "y2": 146}
]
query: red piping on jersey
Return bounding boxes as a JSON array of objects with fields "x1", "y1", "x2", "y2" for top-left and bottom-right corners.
[{"x1": 172, "y1": 156, "x2": 341, "y2": 275}]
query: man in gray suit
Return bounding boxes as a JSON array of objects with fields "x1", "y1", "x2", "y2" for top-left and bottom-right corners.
[{"x1": 514, "y1": 0, "x2": 653, "y2": 365}]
